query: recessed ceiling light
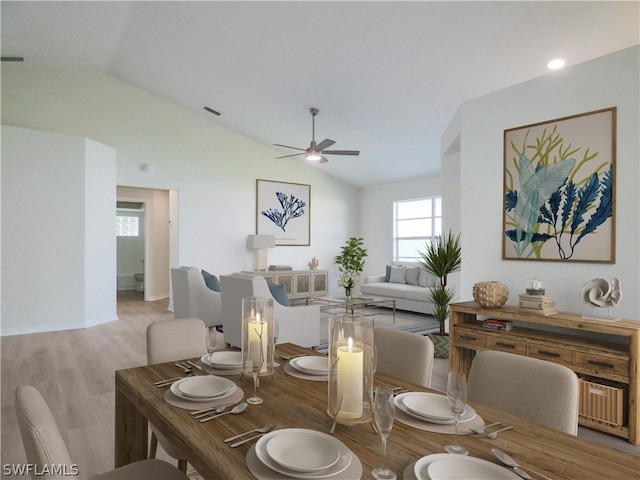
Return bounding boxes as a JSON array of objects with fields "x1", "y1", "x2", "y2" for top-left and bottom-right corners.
[{"x1": 547, "y1": 58, "x2": 566, "y2": 70}]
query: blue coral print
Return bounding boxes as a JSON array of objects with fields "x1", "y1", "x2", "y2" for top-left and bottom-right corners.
[{"x1": 261, "y1": 192, "x2": 306, "y2": 232}]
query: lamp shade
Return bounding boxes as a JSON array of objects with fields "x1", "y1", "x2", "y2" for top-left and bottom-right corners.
[{"x1": 247, "y1": 234, "x2": 275, "y2": 249}]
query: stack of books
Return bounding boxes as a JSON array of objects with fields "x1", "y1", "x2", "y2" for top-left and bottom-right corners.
[
  {"x1": 482, "y1": 319, "x2": 513, "y2": 331},
  {"x1": 518, "y1": 294, "x2": 557, "y2": 315},
  {"x1": 268, "y1": 265, "x2": 292, "y2": 271}
]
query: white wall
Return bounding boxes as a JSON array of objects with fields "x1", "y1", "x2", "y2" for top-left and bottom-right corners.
[
  {"x1": 1, "y1": 70, "x2": 358, "y2": 334},
  {"x1": 1, "y1": 126, "x2": 117, "y2": 334},
  {"x1": 359, "y1": 175, "x2": 441, "y2": 279},
  {"x1": 446, "y1": 46, "x2": 639, "y2": 319}
]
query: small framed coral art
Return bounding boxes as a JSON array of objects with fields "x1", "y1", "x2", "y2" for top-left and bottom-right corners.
[
  {"x1": 256, "y1": 179, "x2": 310, "y2": 246},
  {"x1": 503, "y1": 107, "x2": 616, "y2": 263}
]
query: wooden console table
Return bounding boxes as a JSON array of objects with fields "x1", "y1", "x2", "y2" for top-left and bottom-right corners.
[{"x1": 449, "y1": 301, "x2": 639, "y2": 445}]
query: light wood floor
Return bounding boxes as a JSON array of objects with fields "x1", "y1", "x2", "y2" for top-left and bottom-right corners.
[{"x1": 2, "y1": 292, "x2": 637, "y2": 480}]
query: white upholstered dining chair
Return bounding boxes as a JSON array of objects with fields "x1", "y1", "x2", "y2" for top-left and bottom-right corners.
[
  {"x1": 146, "y1": 318, "x2": 207, "y2": 472},
  {"x1": 466, "y1": 350, "x2": 580, "y2": 435},
  {"x1": 374, "y1": 328, "x2": 435, "y2": 387},
  {"x1": 15, "y1": 385, "x2": 189, "y2": 480}
]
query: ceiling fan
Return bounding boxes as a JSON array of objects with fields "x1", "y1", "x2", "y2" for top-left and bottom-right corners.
[{"x1": 274, "y1": 107, "x2": 360, "y2": 163}]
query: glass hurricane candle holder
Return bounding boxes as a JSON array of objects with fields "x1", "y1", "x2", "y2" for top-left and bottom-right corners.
[
  {"x1": 328, "y1": 315, "x2": 374, "y2": 431},
  {"x1": 241, "y1": 297, "x2": 274, "y2": 379}
]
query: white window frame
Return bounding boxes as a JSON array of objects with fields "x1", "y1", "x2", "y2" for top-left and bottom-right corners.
[
  {"x1": 116, "y1": 215, "x2": 140, "y2": 237},
  {"x1": 393, "y1": 196, "x2": 442, "y2": 262}
]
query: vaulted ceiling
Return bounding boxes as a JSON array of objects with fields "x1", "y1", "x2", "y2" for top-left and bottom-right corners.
[{"x1": 2, "y1": 1, "x2": 638, "y2": 187}]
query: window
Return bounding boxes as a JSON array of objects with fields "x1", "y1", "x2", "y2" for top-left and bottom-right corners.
[
  {"x1": 116, "y1": 215, "x2": 139, "y2": 237},
  {"x1": 394, "y1": 197, "x2": 441, "y2": 261}
]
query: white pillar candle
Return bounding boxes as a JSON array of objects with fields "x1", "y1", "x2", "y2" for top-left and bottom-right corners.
[
  {"x1": 248, "y1": 312, "x2": 269, "y2": 373},
  {"x1": 336, "y1": 337, "x2": 363, "y2": 419}
]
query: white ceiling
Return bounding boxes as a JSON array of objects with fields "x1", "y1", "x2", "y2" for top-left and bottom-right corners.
[{"x1": 2, "y1": 1, "x2": 638, "y2": 187}]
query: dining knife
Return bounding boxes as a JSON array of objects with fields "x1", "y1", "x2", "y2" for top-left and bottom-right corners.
[{"x1": 187, "y1": 360, "x2": 208, "y2": 373}]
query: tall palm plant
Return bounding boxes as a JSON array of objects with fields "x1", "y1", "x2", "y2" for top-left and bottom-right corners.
[{"x1": 417, "y1": 231, "x2": 462, "y2": 336}]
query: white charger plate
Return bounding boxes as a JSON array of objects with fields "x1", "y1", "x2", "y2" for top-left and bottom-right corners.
[
  {"x1": 395, "y1": 393, "x2": 476, "y2": 424},
  {"x1": 265, "y1": 430, "x2": 340, "y2": 473},
  {"x1": 170, "y1": 378, "x2": 237, "y2": 402},
  {"x1": 290, "y1": 356, "x2": 329, "y2": 376},
  {"x1": 175, "y1": 375, "x2": 235, "y2": 398},
  {"x1": 201, "y1": 351, "x2": 243, "y2": 369},
  {"x1": 414, "y1": 454, "x2": 519, "y2": 480},
  {"x1": 256, "y1": 428, "x2": 351, "y2": 479},
  {"x1": 401, "y1": 392, "x2": 457, "y2": 421}
]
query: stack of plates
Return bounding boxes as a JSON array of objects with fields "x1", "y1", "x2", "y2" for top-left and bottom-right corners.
[
  {"x1": 255, "y1": 428, "x2": 352, "y2": 479},
  {"x1": 201, "y1": 351, "x2": 243, "y2": 370},
  {"x1": 289, "y1": 356, "x2": 329, "y2": 376},
  {"x1": 170, "y1": 376, "x2": 237, "y2": 402},
  {"x1": 394, "y1": 392, "x2": 476, "y2": 424},
  {"x1": 414, "y1": 454, "x2": 520, "y2": 480}
]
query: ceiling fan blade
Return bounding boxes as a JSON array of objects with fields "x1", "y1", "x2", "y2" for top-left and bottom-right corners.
[
  {"x1": 322, "y1": 149, "x2": 360, "y2": 156},
  {"x1": 319, "y1": 155, "x2": 329, "y2": 163},
  {"x1": 275, "y1": 152, "x2": 305, "y2": 159},
  {"x1": 273, "y1": 143, "x2": 306, "y2": 151},
  {"x1": 315, "y1": 138, "x2": 336, "y2": 151}
]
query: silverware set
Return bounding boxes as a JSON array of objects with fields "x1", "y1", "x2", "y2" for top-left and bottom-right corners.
[
  {"x1": 228, "y1": 424, "x2": 281, "y2": 448},
  {"x1": 153, "y1": 375, "x2": 191, "y2": 387}
]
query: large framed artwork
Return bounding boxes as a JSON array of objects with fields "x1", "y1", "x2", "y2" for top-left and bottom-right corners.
[
  {"x1": 256, "y1": 179, "x2": 310, "y2": 246},
  {"x1": 503, "y1": 107, "x2": 616, "y2": 263}
]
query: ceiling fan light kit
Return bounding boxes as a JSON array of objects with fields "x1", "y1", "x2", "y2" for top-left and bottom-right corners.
[{"x1": 274, "y1": 107, "x2": 360, "y2": 164}]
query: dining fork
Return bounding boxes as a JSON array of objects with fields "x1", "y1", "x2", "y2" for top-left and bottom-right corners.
[
  {"x1": 485, "y1": 425, "x2": 514, "y2": 439},
  {"x1": 175, "y1": 362, "x2": 192, "y2": 373},
  {"x1": 153, "y1": 375, "x2": 186, "y2": 387},
  {"x1": 229, "y1": 424, "x2": 281, "y2": 447},
  {"x1": 224, "y1": 423, "x2": 273, "y2": 443}
]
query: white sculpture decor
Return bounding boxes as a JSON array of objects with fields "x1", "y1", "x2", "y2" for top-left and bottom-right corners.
[{"x1": 580, "y1": 278, "x2": 622, "y2": 321}]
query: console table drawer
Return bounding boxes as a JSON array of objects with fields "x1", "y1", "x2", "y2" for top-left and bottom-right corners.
[
  {"x1": 529, "y1": 342, "x2": 574, "y2": 365},
  {"x1": 485, "y1": 335, "x2": 527, "y2": 355},
  {"x1": 575, "y1": 352, "x2": 629, "y2": 379},
  {"x1": 453, "y1": 329, "x2": 486, "y2": 348}
]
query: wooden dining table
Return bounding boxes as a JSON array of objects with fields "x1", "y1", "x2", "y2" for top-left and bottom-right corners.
[{"x1": 115, "y1": 343, "x2": 638, "y2": 479}]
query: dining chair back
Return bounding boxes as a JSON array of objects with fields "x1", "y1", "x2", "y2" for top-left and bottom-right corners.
[
  {"x1": 467, "y1": 350, "x2": 580, "y2": 435},
  {"x1": 374, "y1": 328, "x2": 434, "y2": 387},
  {"x1": 146, "y1": 317, "x2": 207, "y2": 471},
  {"x1": 15, "y1": 385, "x2": 189, "y2": 480}
]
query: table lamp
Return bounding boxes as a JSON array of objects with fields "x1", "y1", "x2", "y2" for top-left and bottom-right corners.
[{"x1": 247, "y1": 234, "x2": 275, "y2": 271}]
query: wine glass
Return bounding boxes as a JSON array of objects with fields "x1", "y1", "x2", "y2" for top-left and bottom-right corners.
[
  {"x1": 372, "y1": 387, "x2": 397, "y2": 480},
  {"x1": 206, "y1": 326, "x2": 217, "y2": 375},
  {"x1": 247, "y1": 340, "x2": 264, "y2": 405},
  {"x1": 272, "y1": 317, "x2": 280, "y2": 367},
  {"x1": 445, "y1": 371, "x2": 469, "y2": 455}
]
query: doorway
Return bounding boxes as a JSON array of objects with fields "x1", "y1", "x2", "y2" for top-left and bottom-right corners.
[{"x1": 116, "y1": 186, "x2": 178, "y2": 302}]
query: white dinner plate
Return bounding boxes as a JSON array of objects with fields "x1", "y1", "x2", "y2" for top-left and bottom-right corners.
[
  {"x1": 175, "y1": 375, "x2": 234, "y2": 399},
  {"x1": 290, "y1": 356, "x2": 329, "y2": 376},
  {"x1": 395, "y1": 393, "x2": 476, "y2": 424},
  {"x1": 170, "y1": 378, "x2": 237, "y2": 402},
  {"x1": 401, "y1": 392, "x2": 458, "y2": 421},
  {"x1": 414, "y1": 454, "x2": 520, "y2": 480},
  {"x1": 265, "y1": 430, "x2": 340, "y2": 473},
  {"x1": 256, "y1": 428, "x2": 351, "y2": 479},
  {"x1": 201, "y1": 351, "x2": 243, "y2": 369}
]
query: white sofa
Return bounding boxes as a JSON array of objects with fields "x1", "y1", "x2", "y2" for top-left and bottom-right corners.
[
  {"x1": 360, "y1": 263, "x2": 436, "y2": 315},
  {"x1": 171, "y1": 266, "x2": 222, "y2": 327},
  {"x1": 220, "y1": 272, "x2": 320, "y2": 349}
]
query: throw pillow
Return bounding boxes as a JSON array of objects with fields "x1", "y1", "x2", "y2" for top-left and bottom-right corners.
[
  {"x1": 389, "y1": 265, "x2": 407, "y2": 284},
  {"x1": 385, "y1": 265, "x2": 392, "y2": 282},
  {"x1": 405, "y1": 267, "x2": 420, "y2": 286},
  {"x1": 418, "y1": 270, "x2": 430, "y2": 287},
  {"x1": 201, "y1": 270, "x2": 220, "y2": 292},
  {"x1": 267, "y1": 281, "x2": 290, "y2": 307}
]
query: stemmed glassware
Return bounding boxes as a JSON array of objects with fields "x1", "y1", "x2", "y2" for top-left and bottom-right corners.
[
  {"x1": 247, "y1": 340, "x2": 264, "y2": 405},
  {"x1": 272, "y1": 317, "x2": 280, "y2": 368},
  {"x1": 372, "y1": 387, "x2": 397, "y2": 480},
  {"x1": 445, "y1": 371, "x2": 469, "y2": 455},
  {"x1": 206, "y1": 326, "x2": 217, "y2": 375}
]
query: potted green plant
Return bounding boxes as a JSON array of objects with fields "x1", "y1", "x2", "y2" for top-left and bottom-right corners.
[
  {"x1": 417, "y1": 231, "x2": 462, "y2": 358},
  {"x1": 334, "y1": 237, "x2": 368, "y2": 298}
]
